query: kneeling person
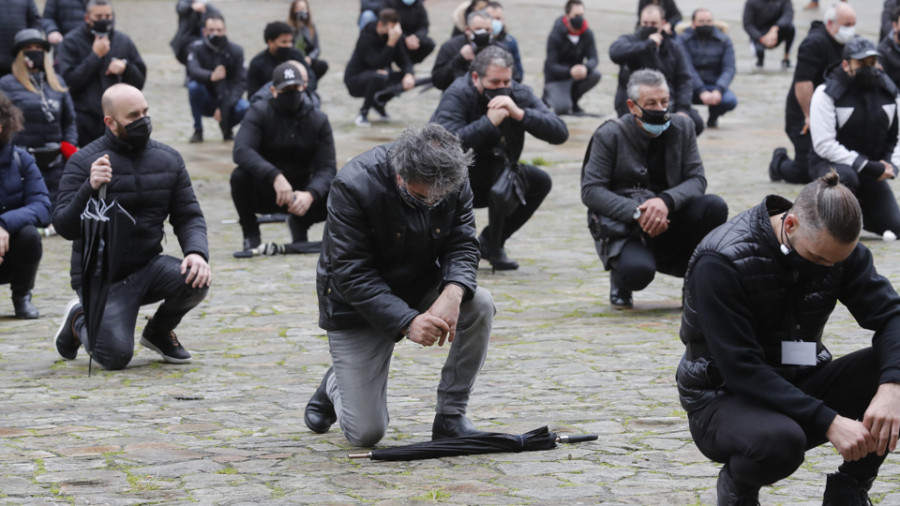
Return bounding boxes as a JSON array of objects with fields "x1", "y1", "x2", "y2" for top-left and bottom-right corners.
[
  {"x1": 581, "y1": 69, "x2": 727, "y2": 308},
  {"x1": 231, "y1": 62, "x2": 334, "y2": 253},
  {"x1": 305, "y1": 124, "x2": 495, "y2": 446},
  {"x1": 52, "y1": 84, "x2": 211, "y2": 370}
]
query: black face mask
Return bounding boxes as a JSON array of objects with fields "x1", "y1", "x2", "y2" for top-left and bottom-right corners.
[
  {"x1": 90, "y1": 18, "x2": 113, "y2": 36},
  {"x1": 638, "y1": 25, "x2": 659, "y2": 39},
  {"x1": 695, "y1": 25, "x2": 714, "y2": 38},
  {"x1": 569, "y1": 15, "x2": 584, "y2": 31},
  {"x1": 122, "y1": 116, "x2": 152, "y2": 150},
  {"x1": 636, "y1": 104, "x2": 670, "y2": 125},
  {"x1": 275, "y1": 46, "x2": 294, "y2": 62},
  {"x1": 482, "y1": 86, "x2": 511, "y2": 102},
  {"x1": 296, "y1": 11, "x2": 309, "y2": 23},
  {"x1": 208, "y1": 34, "x2": 228, "y2": 50},
  {"x1": 780, "y1": 217, "x2": 831, "y2": 277},
  {"x1": 852, "y1": 66, "x2": 883, "y2": 90},
  {"x1": 471, "y1": 30, "x2": 492, "y2": 49},
  {"x1": 274, "y1": 90, "x2": 304, "y2": 113},
  {"x1": 23, "y1": 50, "x2": 44, "y2": 70}
]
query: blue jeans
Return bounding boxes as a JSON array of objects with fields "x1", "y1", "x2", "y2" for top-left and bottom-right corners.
[
  {"x1": 187, "y1": 81, "x2": 249, "y2": 131},
  {"x1": 692, "y1": 86, "x2": 738, "y2": 120}
]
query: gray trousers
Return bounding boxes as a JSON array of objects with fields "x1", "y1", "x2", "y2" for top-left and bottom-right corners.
[
  {"x1": 325, "y1": 286, "x2": 494, "y2": 447},
  {"x1": 542, "y1": 69, "x2": 602, "y2": 114}
]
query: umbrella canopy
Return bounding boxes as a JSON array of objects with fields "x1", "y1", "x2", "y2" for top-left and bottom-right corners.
[
  {"x1": 348, "y1": 426, "x2": 597, "y2": 462},
  {"x1": 80, "y1": 186, "x2": 135, "y2": 375}
]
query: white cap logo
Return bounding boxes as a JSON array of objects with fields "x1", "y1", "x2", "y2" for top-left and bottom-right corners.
[{"x1": 284, "y1": 68, "x2": 296, "y2": 80}]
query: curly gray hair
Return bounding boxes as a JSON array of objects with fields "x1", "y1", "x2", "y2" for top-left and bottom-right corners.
[{"x1": 389, "y1": 124, "x2": 473, "y2": 199}]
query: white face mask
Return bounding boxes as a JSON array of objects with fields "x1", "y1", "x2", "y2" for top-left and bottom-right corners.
[{"x1": 833, "y1": 25, "x2": 856, "y2": 45}]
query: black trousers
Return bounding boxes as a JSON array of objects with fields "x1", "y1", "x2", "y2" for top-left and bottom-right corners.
[
  {"x1": 74, "y1": 255, "x2": 208, "y2": 370},
  {"x1": 345, "y1": 70, "x2": 403, "y2": 113},
  {"x1": 471, "y1": 164, "x2": 552, "y2": 246},
  {"x1": 0, "y1": 225, "x2": 42, "y2": 296},
  {"x1": 687, "y1": 348, "x2": 887, "y2": 489},
  {"x1": 230, "y1": 166, "x2": 327, "y2": 241},
  {"x1": 542, "y1": 69, "x2": 602, "y2": 115},
  {"x1": 751, "y1": 23, "x2": 796, "y2": 64},
  {"x1": 774, "y1": 120, "x2": 813, "y2": 184},
  {"x1": 309, "y1": 58, "x2": 329, "y2": 80},
  {"x1": 406, "y1": 37, "x2": 435, "y2": 65},
  {"x1": 811, "y1": 160, "x2": 900, "y2": 235},
  {"x1": 606, "y1": 194, "x2": 727, "y2": 291}
]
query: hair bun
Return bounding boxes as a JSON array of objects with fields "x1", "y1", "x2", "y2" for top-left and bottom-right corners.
[{"x1": 821, "y1": 168, "x2": 841, "y2": 187}]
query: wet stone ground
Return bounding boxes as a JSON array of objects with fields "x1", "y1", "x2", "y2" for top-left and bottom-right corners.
[{"x1": 1, "y1": 0, "x2": 899, "y2": 504}]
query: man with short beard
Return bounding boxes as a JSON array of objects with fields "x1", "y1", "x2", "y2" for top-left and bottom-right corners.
[
  {"x1": 56, "y1": 0, "x2": 146, "y2": 146},
  {"x1": 52, "y1": 84, "x2": 210, "y2": 371}
]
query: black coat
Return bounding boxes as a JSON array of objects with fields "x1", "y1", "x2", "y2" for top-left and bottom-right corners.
[
  {"x1": 0, "y1": 0, "x2": 43, "y2": 76},
  {"x1": 187, "y1": 38, "x2": 247, "y2": 127},
  {"x1": 233, "y1": 96, "x2": 335, "y2": 202},
  {"x1": 431, "y1": 34, "x2": 471, "y2": 91},
  {"x1": 742, "y1": 0, "x2": 794, "y2": 42},
  {"x1": 543, "y1": 16, "x2": 599, "y2": 83},
  {"x1": 610, "y1": 30, "x2": 692, "y2": 115},
  {"x1": 678, "y1": 195, "x2": 900, "y2": 437},
  {"x1": 430, "y1": 75, "x2": 568, "y2": 198},
  {"x1": 0, "y1": 143, "x2": 50, "y2": 233},
  {"x1": 41, "y1": 0, "x2": 87, "y2": 37},
  {"x1": 0, "y1": 73, "x2": 77, "y2": 148},
  {"x1": 246, "y1": 48, "x2": 317, "y2": 99},
  {"x1": 169, "y1": 0, "x2": 221, "y2": 65},
  {"x1": 637, "y1": 0, "x2": 682, "y2": 27},
  {"x1": 316, "y1": 144, "x2": 479, "y2": 339},
  {"x1": 52, "y1": 129, "x2": 208, "y2": 290},
  {"x1": 56, "y1": 24, "x2": 146, "y2": 137},
  {"x1": 344, "y1": 21, "x2": 413, "y2": 84},
  {"x1": 785, "y1": 21, "x2": 843, "y2": 129},
  {"x1": 879, "y1": 34, "x2": 900, "y2": 91},
  {"x1": 382, "y1": 0, "x2": 430, "y2": 40}
]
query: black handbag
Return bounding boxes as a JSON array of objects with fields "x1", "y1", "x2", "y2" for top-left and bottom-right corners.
[
  {"x1": 489, "y1": 162, "x2": 528, "y2": 217},
  {"x1": 587, "y1": 188, "x2": 656, "y2": 241}
]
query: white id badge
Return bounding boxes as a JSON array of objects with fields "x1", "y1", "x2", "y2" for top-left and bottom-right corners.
[{"x1": 782, "y1": 341, "x2": 817, "y2": 366}]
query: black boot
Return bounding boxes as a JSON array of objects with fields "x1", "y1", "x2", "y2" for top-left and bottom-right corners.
[
  {"x1": 609, "y1": 277, "x2": 633, "y2": 309},
  {"x1": 12, "y1": 292, "x2": 38, "y2": 319},
  {"x1": 432, "y1": 414, "x2": 487, "y2": 440},
  {"x1": 823, "y1": 472, "x2": 874, "y2": 506},
  {"x1": 717, "y1": 465, "x2": 760, "y2": 506},
  {"x1": 478, "y1": 232, "x2": 519, "y2": 272},
  {"x1": 305, "y1": 367, "x2": 336, "y2": 433}
]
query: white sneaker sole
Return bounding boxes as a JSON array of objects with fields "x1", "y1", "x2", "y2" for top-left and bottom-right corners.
[{"x1": 139, "y1": 337, "x2": 192, "y2": 364}]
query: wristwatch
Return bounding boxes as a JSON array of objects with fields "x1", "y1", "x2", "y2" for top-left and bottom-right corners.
[
  {"x1": 633, "y1": 207, "x2": 642, "y2": 220},
  {"x1": 401, "y1": 324, "x2": 412, "y2": 340}
]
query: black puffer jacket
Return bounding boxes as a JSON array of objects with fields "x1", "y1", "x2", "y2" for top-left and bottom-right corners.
[
  {"x1": 233, "y1": 95, "x2": 335, "y2": 202},
  {"x1": 678, "y1": 195, "x2": 900, "y2": 437},
  {"x1": 52, "y1": 129, "x2": 208, "y2": 290},
  {"x1": 878, "y1": 33, "x2": 900, "y2": 89},
  {"x1": 430, "y1": 75, "x2": 568, "y2": 197},
  {"x1": 169, "y1": 0, "x2": 221, "y2": 65},
  {"x1": 41, "y1": 0, "x2": 87, "y2": 37},
  {"x1": 610, "y1": 30, "x2": 692, "y2": 115},
  {"x1": 0, "y1": 0, "x2": 42, "y2": 76},
  {"x1": 0, "y1": 73, "x2": 77, "y2": 148},
  {"x1": 56, "y1": 24, "x2": 146, "y2": 134},
  {"x1": 0, "y1": 143, "x2": 50, "y2": 232},
  {"x1": 543, "y1": 16, "x2": 599, "y2": 83},
  {"x1": 316, "y1": 144, "x2": 479, "y2": 339}
]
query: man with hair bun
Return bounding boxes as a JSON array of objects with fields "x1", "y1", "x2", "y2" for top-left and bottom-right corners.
[
  {"x1": 304, "y1": 124, "x2": 495, "y2": 447},
  {"x1": 678, "y1": 171, "x2": 900, "y2": 505}
]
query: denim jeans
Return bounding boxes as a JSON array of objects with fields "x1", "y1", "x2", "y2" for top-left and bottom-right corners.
[{"x1": 187, "y1": 81, "x2": 249, "y2": 131}]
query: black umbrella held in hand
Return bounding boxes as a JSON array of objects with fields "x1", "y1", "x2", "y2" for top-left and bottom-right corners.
[
  {"x1": 80, "y1": 185, "x2": 135, "y2": 376},
  {"x1": 348, "y1": 426, "x2": 597, "y2": 462}
]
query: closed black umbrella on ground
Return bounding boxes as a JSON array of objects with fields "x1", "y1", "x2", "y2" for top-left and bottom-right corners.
[
  {"x1": 80, "y1": 185, "x2": 135, "y2": 375},
  {"x1": 348, "y1": 426, "x2": 597, "y2": 461}
]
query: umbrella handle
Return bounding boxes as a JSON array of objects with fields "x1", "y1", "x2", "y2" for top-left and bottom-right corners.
[
  {"x1": 348, "y1": 452, "x2": 373, "y2": 459},
  {"x1": 556, "y1": 434, "x2": 598, "y2": 444},
  {"x1": 99, "y1": 184, "x2": 107, "y2": 200}
]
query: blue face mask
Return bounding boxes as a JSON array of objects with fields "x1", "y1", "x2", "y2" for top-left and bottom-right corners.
[
  {"x1": 402, "y1": 0, "x2": 415, "y2": 5},
  {"x1": 642, "y1": 120, "x2": 671, "y2": 137},
  {"x1": 491, "y1": 19, "x2": 504, "y2": 36}
]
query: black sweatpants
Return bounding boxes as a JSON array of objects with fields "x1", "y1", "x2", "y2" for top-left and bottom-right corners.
[
  {"x1": 751, "y1": 23, "x2": 796, "y2": 64},
  {"x1": 230, "y1": 166, "x2": 327, "y2": 241},
  {"x1": 345, "y1": 69, "x2": 404, "y2": 113},
  {"x1": 687, "y1": 348, "x2": 888, "y2": 490},
  {"x1": 606, "y1": 194, "x2": 728, "y2": 291}
]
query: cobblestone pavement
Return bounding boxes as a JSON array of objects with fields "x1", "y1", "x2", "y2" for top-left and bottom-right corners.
[{"x1": 2, "y1": 0, "x2": 900, "y2": 504}]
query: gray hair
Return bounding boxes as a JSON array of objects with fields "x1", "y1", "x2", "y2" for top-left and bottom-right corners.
[
  {"x1": 389, "y1": 124, "x2": 473, "y2": 199},
  {"x1": 472, "y1": 45, "x2": 513, "y2": 77},
  {"x1": 466, "y1": 9, "x2": 492, "y2": 27},
  {"x1": 626, "y1": 69, "x2": 668, "y2": 102}
]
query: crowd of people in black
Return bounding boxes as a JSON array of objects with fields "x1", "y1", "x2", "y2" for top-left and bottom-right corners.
[{"x1": 1, "y1": 0, "x2": 900, "y2": 504}]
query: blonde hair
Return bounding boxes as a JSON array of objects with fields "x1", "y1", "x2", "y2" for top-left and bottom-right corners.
[{"x1": 11, "y1": 49, "x2": 68, "y2": 94}]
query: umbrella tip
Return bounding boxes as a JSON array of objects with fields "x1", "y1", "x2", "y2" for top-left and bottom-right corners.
[{"x1": 348, "y1": 452, "x2": 373, "y2": 459}]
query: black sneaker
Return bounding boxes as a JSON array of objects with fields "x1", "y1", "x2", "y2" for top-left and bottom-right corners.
[
  {"x1": 54, "y1": 299, "x2": 82, "y2": 360},
  {"x1": 707, "y1": 115, "x2": 719, "y2": 128},
  {"x1": 243, "y1": 236, "x2": 261, "y2": 251},
  {"x1": 781, "y1": 58, "x2": 792, "y2": 70},
  {"x1": 769, "y1": 147, "x2": 787, "y2": 182},
  {"x1": 141, "y1": 322, "x2": 192, "y2": 364},
  {"x1": 189, "y1": 129, "x2": 203, "y2": 143}
]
